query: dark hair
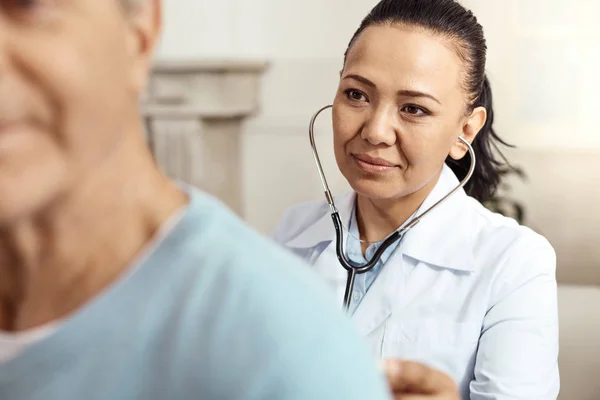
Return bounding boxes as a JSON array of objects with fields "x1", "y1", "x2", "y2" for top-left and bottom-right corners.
[{"x1": 344, "y1": 0, "x2": 513, "y2": 202}]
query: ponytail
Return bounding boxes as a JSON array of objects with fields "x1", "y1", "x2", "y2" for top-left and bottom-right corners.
[{"x1": 445, "y1": 75, "x2": 514, "y2": 202}]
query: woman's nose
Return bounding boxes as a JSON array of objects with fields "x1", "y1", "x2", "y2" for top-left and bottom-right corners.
[{"x1": 360, "y1": 105, "x2": 398, "y2": 146}]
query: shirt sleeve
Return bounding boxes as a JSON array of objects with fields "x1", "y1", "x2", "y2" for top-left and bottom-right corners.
[{"x1": 470, "y1": 237, "x2": 560, "y2": 399}]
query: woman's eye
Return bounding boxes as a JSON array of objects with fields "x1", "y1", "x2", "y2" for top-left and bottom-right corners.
[
  {"x1": 6, "y1": 0, "x2": 42, "y2": 9},
  {"x1": 345, "y1": 89, "x2": 368, "y2": 102},
  {"x1": 402, "y1": 105, "x2": 428, "y2": 116},
  {"x1": 2, "y1": 0, "x2": 50, "y2": 18}
]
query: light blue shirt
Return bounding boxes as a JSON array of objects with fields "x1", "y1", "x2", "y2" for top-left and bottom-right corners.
[
  {"x1": 0, "y1": 188, "x2": 391, "y2": 400},
  {"x1": 274, "y1": 165, "x2": 560, "y2": 399}
]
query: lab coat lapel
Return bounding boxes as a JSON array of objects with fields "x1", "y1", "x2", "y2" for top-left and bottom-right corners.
[
  {"x1": 302, "y1": 192, "x2": 356, "y2": 306},
  {"x1": 311, "y1": 241, "x2": 349, "y2": 307},
  {"x1": 300, "y1": 190, "x2": 401, "y2": 337},
  {"x1": 400, "y1": 166, "x2": 476, "y2": 272},
  {"x1": 351, "y1": 248, "x2": 403, "y2": 337}
]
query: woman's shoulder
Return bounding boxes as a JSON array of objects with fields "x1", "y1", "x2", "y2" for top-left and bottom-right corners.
[
  {"x1": 271, "y1": 198, "x2": 332, "y2": 245},
  {"x1": 464, "y1": 196, "x2": 550, "y2": 244},
  {"x1": 462, "y1": 196, "x2": 555, "y2": 273}
]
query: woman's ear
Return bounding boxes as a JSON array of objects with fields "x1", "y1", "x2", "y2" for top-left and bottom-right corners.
[{"x1": 449, "y1": 106, "x2": 487, "y2": 160}]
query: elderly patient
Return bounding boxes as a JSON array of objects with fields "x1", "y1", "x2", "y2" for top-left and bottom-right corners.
[{"x1": 0, "y1": 1, "x2": 396, "y2": 399}]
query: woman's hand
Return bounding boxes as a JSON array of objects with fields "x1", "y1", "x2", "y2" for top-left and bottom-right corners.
[{"x1": 383, "y1": 359, "x2": 460, "y2": 400}]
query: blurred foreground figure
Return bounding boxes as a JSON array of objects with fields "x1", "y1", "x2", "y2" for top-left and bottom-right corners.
[{"x1": 0, "y1": 1, "x2": 392, "y2": 399}]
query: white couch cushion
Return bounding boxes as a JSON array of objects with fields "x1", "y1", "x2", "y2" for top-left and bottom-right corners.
[{"x1": 558, "y1": 285, "x2": 600, "y2": 399}]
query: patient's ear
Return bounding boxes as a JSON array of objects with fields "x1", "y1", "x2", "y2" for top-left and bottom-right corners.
[
  {"x1": 125, "y1": 0, "x2": 162, "y2": 94},
  {"x1": 449, "y1": 106, "x2": 486, "y2": 160}
]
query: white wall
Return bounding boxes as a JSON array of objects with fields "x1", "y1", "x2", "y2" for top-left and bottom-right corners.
[{"x1": 157, "y1": 0, "x2": 600, "y2": 234}]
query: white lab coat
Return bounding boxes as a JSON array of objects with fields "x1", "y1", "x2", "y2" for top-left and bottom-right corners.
[{"x1": 272, "y1": 165, "x2": 559, "y2": 399}]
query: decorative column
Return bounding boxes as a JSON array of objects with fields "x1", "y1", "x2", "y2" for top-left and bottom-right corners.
[{"x1": 142, "y1": 59, "x2": 267, "y2": 215}]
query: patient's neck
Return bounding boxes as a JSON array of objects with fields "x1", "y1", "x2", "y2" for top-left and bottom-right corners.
[{"x1": 0, "y1": 133, "x2": 187, "y2": 332}]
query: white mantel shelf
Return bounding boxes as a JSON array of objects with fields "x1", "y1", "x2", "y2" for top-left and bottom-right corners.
[
  {"x1": 143, "y1": 59, "x2": 268, "y2": 215},
  {"x1": 151, "y1": 59, "x2": 268, "y2": 73}
]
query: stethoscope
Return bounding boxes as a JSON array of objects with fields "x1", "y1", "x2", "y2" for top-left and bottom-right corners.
[{"x1": 309, "y1": 105, "x2": 476, "y2": 311}]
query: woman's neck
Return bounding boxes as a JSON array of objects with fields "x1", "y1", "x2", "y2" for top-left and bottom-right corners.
[
  {"x1": 0, "y1": 133, "x2": 187, "y2": 332},
  {"x1": 355, "y1": 170, "x2": 442, "y2": 249}
]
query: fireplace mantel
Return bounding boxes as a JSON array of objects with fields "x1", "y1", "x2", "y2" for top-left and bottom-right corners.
[{"x1": 142, "y1": 59, "x2": 267, "y2": 214}]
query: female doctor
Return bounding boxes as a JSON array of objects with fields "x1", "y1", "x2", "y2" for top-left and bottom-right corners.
[{"x1": 273, "y1": 0, "x2": 559, "y2": 398}]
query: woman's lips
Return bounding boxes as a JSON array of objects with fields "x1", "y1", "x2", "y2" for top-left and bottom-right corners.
[{"x1": 352, "y1": 153, "x2": 399, "y2": 173}]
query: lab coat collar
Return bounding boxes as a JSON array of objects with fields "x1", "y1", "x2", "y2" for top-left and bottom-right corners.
[
  {"x1": 400, "y1": 166, "x2": 476, "y2": 272},
  {"x1": 284, "y1": 191, "x2": 355, "y2": 249},
  {"x1": 284, "y1": 165, "x2": 476, "y2": 272}
]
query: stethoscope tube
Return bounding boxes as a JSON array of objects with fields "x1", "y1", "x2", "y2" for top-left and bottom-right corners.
[{"x1": 309, "y1": 105, "x2": 477, "y2": 311}]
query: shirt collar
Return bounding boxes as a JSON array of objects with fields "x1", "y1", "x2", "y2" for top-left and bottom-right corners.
[{"x1": 284, "y1": 165, "x2": 476, "y2": 272}]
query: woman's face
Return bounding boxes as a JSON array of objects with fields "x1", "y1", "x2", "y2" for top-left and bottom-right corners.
[{"x1": 332, "y1": 24, "x2": 485, "y2": 201}]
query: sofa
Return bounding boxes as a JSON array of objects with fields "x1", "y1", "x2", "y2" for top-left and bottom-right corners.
[{"x1": 506, "y1": 149, "x2": 600, "y2": 399}]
